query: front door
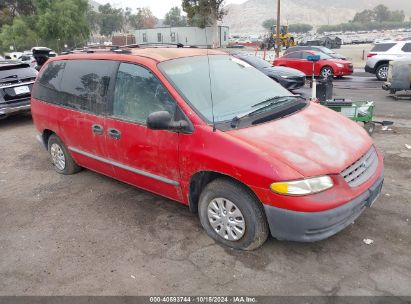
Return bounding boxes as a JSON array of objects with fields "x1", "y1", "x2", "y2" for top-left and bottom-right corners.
[{"x1": 105, "y1": 62, "x2": 182, "y2": 201}]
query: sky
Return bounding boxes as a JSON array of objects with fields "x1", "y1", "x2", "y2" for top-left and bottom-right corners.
[{"x1": 95, "y1": 0, "x2": 247, "y2": 19}]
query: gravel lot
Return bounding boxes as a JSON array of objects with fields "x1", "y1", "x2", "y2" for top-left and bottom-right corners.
[{"x1": 0, "y1": 75, "x2": 410, "y2": 296}]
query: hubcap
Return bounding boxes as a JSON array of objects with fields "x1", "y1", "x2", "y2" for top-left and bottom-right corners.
[
  {"x1": 207, "y1": 198, "x2": 245, "y2": 241},
  {"x1": 322, "y1": 68, "x2": 332, "y2": 78},
  {"x1": 378, "y1": 66, "x2": 388, "y2": 79},
  {"x1": 50, "y1": 143, "x2": 66, "y2": 171}
]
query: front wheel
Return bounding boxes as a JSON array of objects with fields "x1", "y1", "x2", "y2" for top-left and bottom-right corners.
[
  {"x1": 198, "y1": 178, "x2": 269, "y2": 250},
  {"x1": 320, "y1": 66, "x2": 334, "y2": 78},
  {"x1": 376, "y1": 64, "x2": 388, "y2": 81}
]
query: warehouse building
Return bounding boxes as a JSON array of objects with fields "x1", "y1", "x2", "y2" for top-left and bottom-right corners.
[{"x1": 134, "y1": 26, "x2": 229, "y2": 48}]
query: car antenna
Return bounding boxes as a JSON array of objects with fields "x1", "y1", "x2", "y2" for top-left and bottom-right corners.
[{"x1": 204, "y1": 16, "x2": 217, "y2": 132}]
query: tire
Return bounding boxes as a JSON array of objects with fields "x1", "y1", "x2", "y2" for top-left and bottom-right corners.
[
  {"x1": 364, "y1": 122, "x2": 375, "y2": 136},
  {"x1": 376, "y1": 64, "x2": 388, "y2": 81},
  {"x1": 320, "y1": 66, "x2": 334, "y2": 78},
  {"x1": 198, "y1": 178, "x2": 269, "y2": 250},
  {"x1": 47, "y1": 134, "x2": 81, "y2": 175}
]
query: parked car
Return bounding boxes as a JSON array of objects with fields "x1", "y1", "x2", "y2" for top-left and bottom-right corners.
[
  {"x1": 382, "y1": 58, "x2": 411, "y2": 94},
  {"x1": 0, "y1": 60, "x2": 37, "y2": 119},
  {"x1": 284, "y1": 46, "x2": 347, "y2": 60},
  {"x1": 18, "y1": 54, "x2": 37, "y2": 68},
  {"x1": 365, "y1": 40, "x2": 411, "y2": 81},
  {"x1": 31, "y1": 49, "x2": 384, "y2": 250},
  {"x1": 273, "y1": 50, "x2": 353, "y2": 78},
  {"x1": 232, "y1": 53, "x2": 306, "y2": 90}
]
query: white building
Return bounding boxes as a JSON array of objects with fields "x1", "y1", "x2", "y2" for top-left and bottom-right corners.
[{"x1": 134, "y1": 26, "x2": 229, "y2": 48}]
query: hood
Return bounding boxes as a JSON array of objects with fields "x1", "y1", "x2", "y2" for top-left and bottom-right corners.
[
  {"x1": 227, "y1": 103, "x2": 372, "y2": 177},
  {"x1": 329, "y1": 58, "x2": 351, "y2": 65},
  {"x1": 264, "y1": 66, "x2": 306, "y2": 77},
  {"x1": 329, "y1": 53, "x2": 347, "y2": 60}
]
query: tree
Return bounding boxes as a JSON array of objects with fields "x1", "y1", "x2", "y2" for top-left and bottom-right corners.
[
  {"x1": 36, "y1": 0, "x2": 90, "y2": 50},
  {"x1": 97, "y1": 4, "x2": 124, "y2": 36},
  {"x1": 352, "y1": 9, "x2": 374, "y2": 23},
  {"x1": 262, "y1": 18, "x2": 276, "y2": 31},
  {"x1": 390, "y1": 10, "x2": 405, "y2": 22},
  {"x1": 129, "y1": 8, "x2": 158, "y2": 30},
  {"x1": 164, "y1": 6, "x2": 187, "y2": 27},
  {"x1": 182, "y1": 0, "x2": 225, "y2": 47},
  {"x1": 0, "y1": 17, "x2": 38, "y2": 50},
  {"x1": 374, "y1": 4, "x2": 391, "y2": 22},
  {"x1": 182, "y1": 0, "x2": 225, "y2": 28}
]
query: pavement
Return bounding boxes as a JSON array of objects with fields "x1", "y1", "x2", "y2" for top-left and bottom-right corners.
[{"x1": 0, "y1": 75, "x2": 410, "y2": 296}]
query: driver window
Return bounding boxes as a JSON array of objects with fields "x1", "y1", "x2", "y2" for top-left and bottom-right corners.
[{"x1": 112, "y1": 63, "x2": 176, "y2": 124}]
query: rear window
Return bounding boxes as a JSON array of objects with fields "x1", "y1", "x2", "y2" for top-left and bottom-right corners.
[
  {"x1": 0, "y1": 62, "x2": 36, "y2": 80},
  {"x1": 34, "y1": 60, "x2": 117, "y2": 114},
  {"x1": 371, "y1": 43, "x2": 396, "y2": 52}
]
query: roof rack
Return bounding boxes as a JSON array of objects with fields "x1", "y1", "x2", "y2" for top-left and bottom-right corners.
[{"x1": 118, "y1": 43, "x2": 199, "y2": 49}]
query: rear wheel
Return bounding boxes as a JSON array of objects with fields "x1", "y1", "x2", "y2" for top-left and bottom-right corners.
[
  {"x1": 47, "y1": 134, "x2": 81, "y2": 175},
  {"x1": 320, "y1": 66, "x2": 334, "y2": 78},
  {"x1": 198, "y1": 178, "x2": 269, "y2": 250},
  {"x1": 376, "y1": 64, "x2": 389, "y2": 81}
]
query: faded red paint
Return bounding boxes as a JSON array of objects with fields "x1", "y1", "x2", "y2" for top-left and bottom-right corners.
[{"x1": 31, "y1": 49, "x2": 383, "y2": 215}]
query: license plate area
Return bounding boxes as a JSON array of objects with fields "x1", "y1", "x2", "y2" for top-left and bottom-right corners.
[{"x1": 14, "y1": 86, "x2": 30, "y2": 95}]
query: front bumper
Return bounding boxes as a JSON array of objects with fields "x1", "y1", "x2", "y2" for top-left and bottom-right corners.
[
  {"x1": 264, "y1": 173, "x2": 384, "y2": 242},
  {"x1": 0, "y1": 99, "x2": 31, "y2": 116}
]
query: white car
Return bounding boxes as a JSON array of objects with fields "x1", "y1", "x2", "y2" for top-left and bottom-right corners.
[
  {"x1": 365, "y1": 40, "x2": 411, "y2": 81},
  {"x1": 18, "y1": 54, "x2": 37, "y2": 68}
]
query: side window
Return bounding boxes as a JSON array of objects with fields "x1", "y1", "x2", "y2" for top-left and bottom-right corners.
[
  {"x1": 33, "y1": 61, "x2": 66, "y2": 104},
  {"x1": 157, "y1": 33, "x2": 162, "y2": 42},
  {"x1": 59, "y1": 60, "x2": 117, "y2": 114},
  {"x1": 142, "y1": 33, "x2": 147, "y2": 43},
  {"x1": 112, "y1": 63, "x2": 176, "y2": 124},
  {"x1": 170, "y1": 32, "x2": 176, "y2": 42},
  {"x1": 285, "y1": 52, "x2": 302, "y2": 59},
  {"x1": 301, "y1": 52, "x2": 314, "y2": 60},
  {"x1": 401, "y1": 43, "x2": 411, "y2": 52}
]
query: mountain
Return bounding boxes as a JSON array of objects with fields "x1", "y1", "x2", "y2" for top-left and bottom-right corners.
[{"x1": 223, "y1": 0, "x2": 411, "y2": 35}]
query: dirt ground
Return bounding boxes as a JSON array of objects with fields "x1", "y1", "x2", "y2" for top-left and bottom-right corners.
[{"x1": 0, "y1": 75, "x2": 410, "y2": 296}]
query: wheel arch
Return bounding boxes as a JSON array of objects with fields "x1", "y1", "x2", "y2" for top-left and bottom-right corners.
[
  {"x1": 188, "y1": 170, "x2": 261, "y2": 214},
  {"x1": 41, "y1": 129, "x2": 55, "y2": 149},
  {"x1": 375, "y1": 60, "x2": 389, "y2": 71}
]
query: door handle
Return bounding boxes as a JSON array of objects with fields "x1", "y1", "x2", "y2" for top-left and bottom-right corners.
[
  {"x1": 91, "y1": 124, "x2": 104, "y2": 135},
  {"x1": 108, "y1": 128, "x2": 121, "y2": 140}
]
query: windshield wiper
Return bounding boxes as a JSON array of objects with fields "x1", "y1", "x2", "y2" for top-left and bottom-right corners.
[
  {"x1": 230, "y1": 95, "x2": 300, "y2": 128},
  {"x1": 0, "y1": 75, "x2": 18, "y2": 80},
  {"x1": 251, "y1": 95, "x2": 298, "y2": 108}
]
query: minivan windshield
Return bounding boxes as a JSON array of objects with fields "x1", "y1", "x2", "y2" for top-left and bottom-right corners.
[{"x1": 159, "y1": 55, "x2": 293, "y2": 122}]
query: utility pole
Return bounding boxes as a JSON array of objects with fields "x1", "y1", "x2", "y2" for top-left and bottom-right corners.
[{"x1": 275, "y1": 0, "x2": 281, "y2": 58}]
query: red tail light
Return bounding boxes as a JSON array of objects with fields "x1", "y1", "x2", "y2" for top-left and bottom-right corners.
[{"x1": 367, "y1": 53, "x2": 377, "y2": 58}]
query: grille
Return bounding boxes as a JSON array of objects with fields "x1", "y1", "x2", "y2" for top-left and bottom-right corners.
[{"x1": 341, "y1": 146, "x2": 378, "y2": 187}]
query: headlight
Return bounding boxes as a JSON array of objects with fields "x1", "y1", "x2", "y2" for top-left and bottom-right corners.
[
  {"x1": 336, "y1": 63, "x2": 344, "y2": 68},
  {"x1": 280, "y1": 75, "x2": 289, "y2": 79},
  {"x1": 270, "y1": 176, "x2": 334, "y2": 196}
]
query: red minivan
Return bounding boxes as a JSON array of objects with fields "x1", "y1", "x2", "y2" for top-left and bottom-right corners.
[{"x1": 31, "y1": 48, "x2": 384, "y2": 250}]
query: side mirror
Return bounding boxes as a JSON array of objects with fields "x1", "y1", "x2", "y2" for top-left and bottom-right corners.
[{"x1": 147, "y1": 111, "x2": 190, "y2": 132}]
